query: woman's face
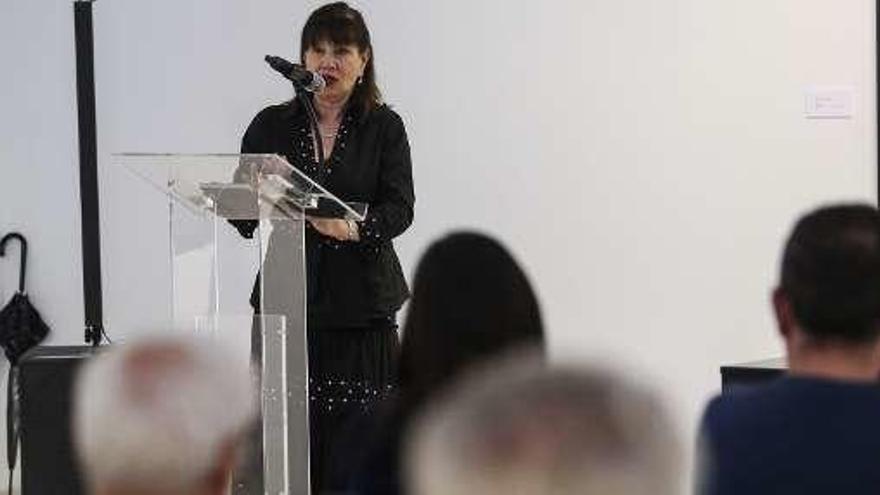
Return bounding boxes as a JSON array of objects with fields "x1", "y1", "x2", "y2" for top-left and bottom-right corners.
[{"x1": 304, "y1": 40, "x2": 368, "y2": 103}]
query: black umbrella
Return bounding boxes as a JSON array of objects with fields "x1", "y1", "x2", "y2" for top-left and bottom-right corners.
[
  {"x1": 0, "y1": 233, "x2": 49, "y2": 362},
  {"x1": 0, "y1": 232, "x2": 50, "y2": 493}
]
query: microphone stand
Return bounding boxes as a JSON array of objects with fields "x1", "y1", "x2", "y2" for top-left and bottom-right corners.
[{"x1": 293, "y1": 84, "x2": 326, "y2": 166}]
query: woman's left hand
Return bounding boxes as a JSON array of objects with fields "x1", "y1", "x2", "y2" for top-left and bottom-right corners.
[{"x1": 308, "y1": 218, "x2": 358, "y2": 241}]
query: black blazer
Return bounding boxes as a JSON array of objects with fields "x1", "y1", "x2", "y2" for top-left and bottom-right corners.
[{"x1": 235, "y1": 101, "x2": 414, "y2": 329}]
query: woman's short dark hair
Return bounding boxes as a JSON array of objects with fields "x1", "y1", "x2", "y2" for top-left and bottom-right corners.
[
  {"x1": 399, "y1": 232, "x2": 545, "y2": 413},
  {"x1": 299, "y1": 2, "x2": 381, "y2": 115},
  {"x1": 781, "y1": 203, "x2": 880, "y2": 343}
]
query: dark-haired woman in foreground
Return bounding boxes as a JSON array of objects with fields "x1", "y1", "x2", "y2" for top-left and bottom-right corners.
[
  {"x1": 342, "y1": 232, "x2": 545, "y2": 495},
  {"x1": 234, "y1": 3, "x2": 414, "y2": 492}
]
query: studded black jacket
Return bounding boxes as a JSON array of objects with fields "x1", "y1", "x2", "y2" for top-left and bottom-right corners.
[{"x1": 234, "y1": 100, "x2": 414, "y2": 329}]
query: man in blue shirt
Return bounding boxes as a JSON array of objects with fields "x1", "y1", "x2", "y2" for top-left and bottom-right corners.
[{"x1": 698, "y1": 203, "x2": 880, "y2": 495}]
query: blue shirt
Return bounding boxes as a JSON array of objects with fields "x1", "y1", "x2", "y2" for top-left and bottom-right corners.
[{"x1": 698, "y1": 376, "x2": 880, "y2": 495}]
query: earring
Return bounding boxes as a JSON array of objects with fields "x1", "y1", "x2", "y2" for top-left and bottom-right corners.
[{"x1": 356, "y1": 75, "x2": 363, "y2": 85}]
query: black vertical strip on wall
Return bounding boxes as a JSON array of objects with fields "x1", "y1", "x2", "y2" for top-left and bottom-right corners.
[
  {"x1": 73, "y1": 0, "x2": 103, "y2": 346},
  {"x1": 877, "y1": 0, "x2": 879, "y2": 203}
]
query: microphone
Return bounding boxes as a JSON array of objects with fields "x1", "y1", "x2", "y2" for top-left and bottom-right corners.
[{"x1": 264, "y1": 55, "x2": 325, "y2": 93}]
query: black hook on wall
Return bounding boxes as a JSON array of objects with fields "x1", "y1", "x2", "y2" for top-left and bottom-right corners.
[{"x1": 0, "y1": 233, "x2": 28, "y2": 294}]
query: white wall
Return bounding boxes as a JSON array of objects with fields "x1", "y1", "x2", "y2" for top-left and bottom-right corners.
[
  {"x1": 377, "y1": 0, "x2": 876, "y2": 471},
  {"x1": 0, "y1": 2, "x2": 85, "y2": 351},
  {"x1": 2, "y1": 0, "x2": 876, "y2": 489}
]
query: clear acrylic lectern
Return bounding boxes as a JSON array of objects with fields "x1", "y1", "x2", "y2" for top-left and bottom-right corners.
[{"x1": 110, "y1": 153, "x2": 366, "y2": 495}]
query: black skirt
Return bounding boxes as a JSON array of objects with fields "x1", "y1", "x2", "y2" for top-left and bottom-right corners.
[
  {"x1": 233, "y1": 316, "x2": 399, "y2": 495},
  {"x1": 308, "y1": 317, "x2": 399, "y2": 494}
]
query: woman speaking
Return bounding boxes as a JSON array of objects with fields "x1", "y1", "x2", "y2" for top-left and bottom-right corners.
[{"x1": 236, "y1": 3, "x2": 414, "y2": 492}]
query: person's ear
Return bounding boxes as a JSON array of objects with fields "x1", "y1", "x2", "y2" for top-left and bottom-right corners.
[
  {"x1": 204, "y1": 438, "x2": 238, "y2": 495},
  {"x1": 772, "y1": 287, "x2": 793, "y2": 340},
  {"x1": 360, "y1": 48, "x2": 371, "y2": 73}
]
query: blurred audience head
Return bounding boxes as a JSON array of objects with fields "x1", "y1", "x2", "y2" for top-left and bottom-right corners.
[
  {"x1": 774, "y1": 204, "x2": 880, "y2": 361},
  {"x1": 407, "y1": 356, "x2": 680, "y2": 495},
  {"x1": 399, "y1": 231, "x2": 544, "y2": 411},
  {"x1": 74, "y1": 335, "x2": 255, "y2": 495}
]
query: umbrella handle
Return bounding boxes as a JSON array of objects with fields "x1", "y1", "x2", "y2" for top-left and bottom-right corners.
[{"x1": 0, "y1": 233, "x2": 27, "y2": 293}]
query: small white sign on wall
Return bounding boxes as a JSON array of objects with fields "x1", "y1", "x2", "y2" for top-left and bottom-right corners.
[{"x1": 805, "y1": 86, "x2": 854, "y2": 119}]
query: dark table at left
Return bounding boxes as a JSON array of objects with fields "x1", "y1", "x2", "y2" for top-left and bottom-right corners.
[{"x1": 18, "y1": 345, "x2": 102, "y2": 495}]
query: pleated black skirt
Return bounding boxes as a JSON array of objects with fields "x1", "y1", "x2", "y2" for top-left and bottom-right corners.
[
  {"x1": 308, "y1": 317, "x2": 399, "y2": 494},
  {"x1": 233, "y1": 316, "x2": 398, "y2": 495}
]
